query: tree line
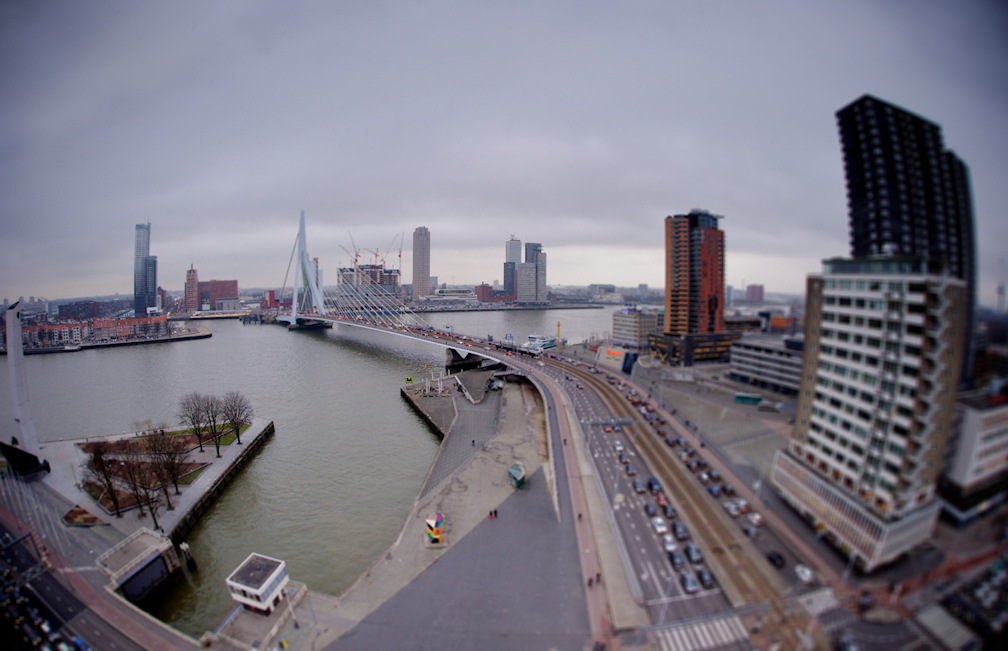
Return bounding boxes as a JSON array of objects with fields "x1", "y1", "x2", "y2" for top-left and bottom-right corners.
[{"x1": 83, "y1": 391, "x2": 253, "y2": 531}]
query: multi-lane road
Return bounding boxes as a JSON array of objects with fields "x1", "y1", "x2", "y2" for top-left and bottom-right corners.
[{"x1": 534, "y1": 353, "x2": 795, "y2": 631}]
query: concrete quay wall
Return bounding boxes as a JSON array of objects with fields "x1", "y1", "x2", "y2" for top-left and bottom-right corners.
[{"x1": 168, "y1": 420, "x2": 275, "y2": 544}]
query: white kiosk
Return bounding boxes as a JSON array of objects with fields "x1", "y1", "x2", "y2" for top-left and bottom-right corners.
[{"x1": 225, "y1": 553, "x2": 289, "y2": 615}]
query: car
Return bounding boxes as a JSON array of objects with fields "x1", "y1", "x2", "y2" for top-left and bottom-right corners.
[
  {"x1": 795, "y1": 564, "x2": 814, "y2": 584},
  {"x1": 651, "y1": 516, "x2": 668, "y2": 535},
  {"x1": 673, "y1": 521, "x2": 689, "y2": 541},
  {"x1": 604, "y1": 426, "x2": 613, "y2": 433},
  {"x1": 625, "y1": 463, "x2": 637, "y2": 476},
  {"x1": 632, "y1": 478, "x2": 646, "y2": 493},
  {"x1": 766, "y1": 551, "x2": 786, "y2": 569},
  {"x1": 661, "y1": 533, "x2": 677, "y2": 552},
  {"x1": 618, "y1": 451, "x2": 629, "y2": 464},
  {"x1": 708, "y1": 469, "x2": 721, "y2": 482},
  {"x1": 644, "y1": 502, "x2": 658, "y2": 517},
  {"x1": 697, "y1": 472, "x2": 711, "y2": 485},
  {"x1": 697, "y1": 566, "x2": 715, "y2": 589},
  {"x1": 723, "y1": 500, "x2": 741, "y2": 517},
  {"x1": 685, "y1": 542, "x2": 703, "y2": 564},
  {"x1": 735, "y1": 498, "x2": 750, "y2": 513},
  {"x1": 747, "y1": 512, "x2": 765, "y2": 527},
  {"x1": 695, "y1": 458, "x2": 708, "y2": 470},
  {"x1": 742, "y1": 525, "x2": 759, "y2": 540},
  {"x1": 680, "y1": 571, "x2": 699, "y2": 594},
  {"x1": 655, "y1": 491, "x2": 668, "y2": 507},
  {"x1": 722, "y1": 483, "x2": 736, "y2": 496},
  {"x1": 647, "y1": 477, "x2": 662, "y2": 493},
  {"x1": 706, "y1": 484, "x2": 721, "y2": 497},
  {"x1": 662, "y1": 504, "x2": 677, "y2": 520},
  {"x1": 613, "y1": 439, "x2": 623, "y2": 452},
  {"x1": 668, "y1": 549, "x2": 685, "y2": 572}
]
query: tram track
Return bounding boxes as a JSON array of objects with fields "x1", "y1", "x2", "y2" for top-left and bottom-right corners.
[{"x1": 551, "y1": 359, "x2": 791, "y2": 622}]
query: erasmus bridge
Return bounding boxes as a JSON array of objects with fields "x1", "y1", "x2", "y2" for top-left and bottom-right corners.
[
  {"x1": 277, "y1": 212, "x2": 429, "y2": 330},
  {"x1": 275, "y1": 212, "x2": 497, "y2": 360}
]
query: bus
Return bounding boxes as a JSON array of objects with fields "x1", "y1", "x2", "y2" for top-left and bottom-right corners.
[{"x1": 734, "y1": 393, "x2": 763, "y2": 405}]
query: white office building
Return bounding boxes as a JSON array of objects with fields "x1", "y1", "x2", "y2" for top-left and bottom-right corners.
[
  {"x1": 612, "y1": 306, "x2": 660, "y2": 348},
  {"x1": 940, "y1": 384, "x2": 1008, "y2": 524},
  {"x1": 771, "y1": 258, "x2": 965, "y2": 572}
]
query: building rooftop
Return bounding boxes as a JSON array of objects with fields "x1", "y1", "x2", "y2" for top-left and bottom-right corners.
[{"x1": 228, "y1": 553, "x2": 284, "y2": 590}]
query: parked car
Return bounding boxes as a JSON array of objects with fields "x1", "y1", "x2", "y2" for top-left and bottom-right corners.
[
  {"x1": 735, "y1": 498, "x2": 750, "y2": 513},
  {"x1": 644, "y1": 502, "x2": 657, "y2": 517},
  {"x1": 651, "y1": 516, "x2": 668, "y2": 535},
  {"x1": 723, "y1": 500, "x2": 741, "y2": 517},
  {"x1": 680, "y1": 571, "x2": 699, "y2": 594},
  {"x1": 747, "y1": 512, "x2": 764, "y2": 527},
  {"x1": 742, "y1": 525, "x2": 759, "y2": 540},
  {"x1": 697, "y1": 566, "x2": 715, "y2": 589},
  {"x1": 706, "y1": 484, "x2": 721, "y2": 497},
  {"x1": 668, "y1": 549, "x2": 685, "y2": 572},
  {"x1": 766, "y1": 551, "x2": 786, "y2": 569},
  {"x1": 697, "y1": 472, "x2": 711, "y2": 485},
  {"x1": 708, "y1": 469, "x2": 721, "y2": 482},
  {"x1": 722, "y1": 483, "x2": 736, "y2": 497},
  {"x1": 685, "y1": 542, "x2": 703, "y2": 564}
]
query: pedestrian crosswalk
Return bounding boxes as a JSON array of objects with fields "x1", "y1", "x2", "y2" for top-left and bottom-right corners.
[
  {"x1": 796, "y1": 587, "x2": 857, "y2": 633},
  {"x1": 656, "y1": 614, "x2": 749, "y2": 650}
]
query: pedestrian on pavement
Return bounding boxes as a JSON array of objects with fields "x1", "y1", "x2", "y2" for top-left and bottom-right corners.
[
  {"x1": 588, "y1": 577, "x2": 593, "y2": 587},
  {"x1": 489, "y1": 510, "x2": 493, "y2": 519},
  {"x1": 578, "y1": 513, "x2": 582, "y2": 521},
  {"x1": 596, "y1": 572, "x2": 601, "y2": 584},
  {"x1": 493, "y1": 509, "x2": 498, "y2": 518}
]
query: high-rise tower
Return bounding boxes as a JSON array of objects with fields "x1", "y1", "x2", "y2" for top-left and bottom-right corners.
[
  {"x1": 836, "y1": 95, "x2": 976, "y2": 386},
  {"x1": 412, "y1": 226, "x2": 431, "y2": 302},
  {"x1": 133, "y1": 223, "x2": 156, "y2": 315},
  {"x1": 771, "y1": 257, "x2": 965, "y2": 571},
  {"x1": 664, "y1": 210, "x2": 724, "y2": 337}
]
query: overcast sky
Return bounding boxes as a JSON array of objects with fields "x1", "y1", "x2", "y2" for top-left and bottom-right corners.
[{"x1": 2, "y1": 1, "x2": 1006, "y2": 305}]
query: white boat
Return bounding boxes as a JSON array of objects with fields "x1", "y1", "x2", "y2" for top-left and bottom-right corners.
[{"x1": 519, "y1": 334, "x2": 564, "y2": 354}]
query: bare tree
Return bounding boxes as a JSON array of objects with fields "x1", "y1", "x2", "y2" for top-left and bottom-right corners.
[
  {"x1": 143, "y1": 434, "x2": 186, "y2": 510},
  {"x1": 204, "y1": 394, "x2": 224, "y2": 458},
  {"x1": 135, "y1": 467, "x2": 163, "y2": 531},
  {"x1": 144, "y1": 431, "x2": 190, "y2": 497},
  {"x1": 178, "y1": 392, "x2": 206, "y2": 453},
  {"x1": 85, "y1": 442, "x2": 122, "y2": 518},
  {"x1": 120, "y1": 455, "x2": 147, "y2": 518},
  {"x1": 221, "y1": 391, "x2": 254, "y2": 444}
]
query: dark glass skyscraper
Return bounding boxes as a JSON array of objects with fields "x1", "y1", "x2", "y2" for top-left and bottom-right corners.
[
  {"x1": 836, "y1": 95, "x2": 976, "y2": 385},
  {"x1": 133, "y1": 222, "x2": 157, "y2": 315}
]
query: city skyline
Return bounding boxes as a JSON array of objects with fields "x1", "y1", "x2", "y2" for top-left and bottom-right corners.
[{"x1": 2, "y1": 2, "x2": 1006, "y2": 305}]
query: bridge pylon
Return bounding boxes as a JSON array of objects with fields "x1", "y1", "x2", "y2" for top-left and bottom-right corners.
[{"x1": 278, "y1": 211, "x2": 327, "y2": 326}]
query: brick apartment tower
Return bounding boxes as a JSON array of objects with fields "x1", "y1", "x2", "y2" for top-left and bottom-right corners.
[
  {"x1": 664, "y1": 210, "x2": 724, "y2": 337},
  {"x1": 184, "y1": 265, "x2": 199, "y2": 313}
]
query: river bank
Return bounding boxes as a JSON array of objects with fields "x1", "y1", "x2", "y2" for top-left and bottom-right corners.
[{"x1": 4, "y1": 325, "x2": 212, "y2": 356}]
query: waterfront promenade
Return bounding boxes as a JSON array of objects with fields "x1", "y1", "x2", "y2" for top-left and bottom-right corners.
[{"x1": 0, "y1": 419, "x2": 276, "y2": 650}]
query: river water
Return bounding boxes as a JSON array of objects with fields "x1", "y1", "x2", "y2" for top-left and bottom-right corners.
[{"x1": 0, "y1": 306, "x2": 618, "y2": 637}]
